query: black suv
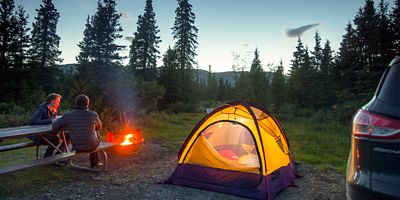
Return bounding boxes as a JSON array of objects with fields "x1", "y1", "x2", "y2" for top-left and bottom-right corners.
[{"x1": 346, "y1": 57, "x2": 400, "y2": 200}]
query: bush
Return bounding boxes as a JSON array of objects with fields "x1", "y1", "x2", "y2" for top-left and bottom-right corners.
[
  {"x1": 0, "y1": 102, "x2": 26, "y2": 115},
  {"x1": 333, "y1": 100, "x2": 365, "y2": 124},
  {"x1": 194, "y1": 100, "x2": 223, "y2": 113},
  {"x1": 276, "y1": 103, "x2": 314, "y2": 121},
  {"x1": 165, "y1": 101, "x2": 197, "y2": 113},
  {"x1": 309, "y1": 109, "x2": 335, "y2": 123},
  {"x1": 0, "y1": 113, "x2": 31, "y2": 128}
]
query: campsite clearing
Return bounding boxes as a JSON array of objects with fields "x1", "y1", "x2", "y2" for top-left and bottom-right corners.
[
  {"x1": 0, "y1": 112, "x2": 348, "y2": 199},
  {"x1": 0, "y1": 142, "x2": 345, "y2": 200}
]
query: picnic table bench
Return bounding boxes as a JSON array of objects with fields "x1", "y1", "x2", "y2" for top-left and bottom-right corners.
[{"x1": 0, "y1": 124, "x2": 116, "y2": 174}]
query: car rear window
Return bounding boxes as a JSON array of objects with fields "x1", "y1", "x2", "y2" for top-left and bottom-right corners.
[{"x1": 377, "y1": 64, "x2": 400, "y2": 107}]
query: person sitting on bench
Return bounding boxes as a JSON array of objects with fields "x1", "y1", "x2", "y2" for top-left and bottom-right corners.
[
  {"x1": 29, "y1": 93, "x2": 69, "y2": 157},
  {"x1": 52, "y1": 94, "x2": 102, "y2": 167}
]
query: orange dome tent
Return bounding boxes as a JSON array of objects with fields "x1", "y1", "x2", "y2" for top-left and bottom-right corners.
[{"x1": 165, "y1": 101, "x2": 298, "y2": 200}]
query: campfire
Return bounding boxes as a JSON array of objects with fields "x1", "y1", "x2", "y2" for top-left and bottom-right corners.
[{"x1": 106, "y1": 113, "x2": 144, "y2": 155}]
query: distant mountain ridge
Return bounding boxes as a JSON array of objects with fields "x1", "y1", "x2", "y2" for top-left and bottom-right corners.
[{"x1": 58, "y1": 64, "x2": 274, "y2": 85}]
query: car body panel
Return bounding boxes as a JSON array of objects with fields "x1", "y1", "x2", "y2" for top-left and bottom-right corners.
[{"x1": 346, "y1": 58, "x2": 400, "y2": 200}]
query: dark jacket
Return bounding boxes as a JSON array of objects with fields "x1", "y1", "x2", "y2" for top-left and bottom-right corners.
[
  {"x1": 52, "y1": 106, "x2": 102, "y2": 152},
  {"x1": 30, "y1": 102, "x2": 57, "y2": 125}
]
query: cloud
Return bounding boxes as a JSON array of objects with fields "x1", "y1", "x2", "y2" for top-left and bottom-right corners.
[
  {"x1": 125, "y1": 36, "x2": 134, "y2": 42},
  {"x1": 121, "y1": 12, "x2": 133, "y2": 22},
  {"x1": 78, "y1": 0, "x2": 90, "y2": 10},
  {"x1": 286, "y1": 23, "x2": 319, "y2": 38}
]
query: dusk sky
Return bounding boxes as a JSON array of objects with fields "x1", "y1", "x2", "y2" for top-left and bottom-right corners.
[{"x1": 15, "y1": 0, "x2": 389, "y2": 73}]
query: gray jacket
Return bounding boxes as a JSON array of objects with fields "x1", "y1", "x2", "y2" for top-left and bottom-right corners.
[{"x1": 52, "y1": 106, "x2": 102, "y2": 152}]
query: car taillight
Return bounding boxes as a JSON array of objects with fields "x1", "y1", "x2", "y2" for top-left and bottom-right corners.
[{"x1": 352, "y1": 109, "x2": 400, "y2": 139}]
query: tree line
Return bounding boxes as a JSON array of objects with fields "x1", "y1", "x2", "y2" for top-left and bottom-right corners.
[{"x1": 0, "y1": 0, "x2": 399, "y2": 124}]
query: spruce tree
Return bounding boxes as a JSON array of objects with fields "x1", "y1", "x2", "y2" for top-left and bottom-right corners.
[
  {"x1": 287, "y1": 38, "x2": 314, "y2": 107},
  {"x1": 319, "y1": 40, "x2": 336, "y2": 107},
  {"x1": 376, "y1": 0, "x2": 395, "y2": 67},
  {"x1": 29, "y1": 0, "x2": 62, "y2": 68},
  {"x1": 0, "y1": 0, "x2": 16, "y2": 99},
  {"x1": 76, "y1": 0, "x2": 124, "y2": 86},
  {"x1": 206, "y1": 65, "x2": 218, "y2": 100},
  {"x1": 172, "y1": 0, "x2": 198, "y2": 71},
  {"x1": 248, "y1": 48, "x2": 268, "y2": 105},
  {"x1": 353, "y1": 0, "x2": 379, "y2": 97},
  {"x1": 11, "y1": 6, "x2": 30, "y2": 70},
  {"x1": 0, "y1": 1, "x2": 30, "y2": 101},
  {"x1": 310, "y1": 31, "x2": 324, "y2": 107},
  {"x1": 270, "y1": 60, "x2": 285, "y2": 110},
  {"x1": 311, "y1": 31, "x2": 323, "y2": 71},
  {"x1": 391, "y1": 0, "x2": 400, "y2": 54},
  {"x1": 0, "y1": 0, "x2": 14, "y2": 70},
  {"x1": 158, "y1": 47, "x2": 180, "y2": 108},
  {"x1": 224, "y1": 80, "x2": 233, "y2": 101},
  {"x1": 172, "y1": 0, "x2": 198, "y2": 103},
  {"x1": 129, "y1": 0, "x2": 161, "y2": 81},
  {"x1": 217, "y1": 77, "x2": 225, "y2": 101},
  {"x1": 335, "y1": 23, "x2": 359, "y2": 102}
]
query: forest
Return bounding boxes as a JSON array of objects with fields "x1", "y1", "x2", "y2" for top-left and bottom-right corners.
[{"x1": 0, "y1": 0, "x2": 399, "y2": 130}]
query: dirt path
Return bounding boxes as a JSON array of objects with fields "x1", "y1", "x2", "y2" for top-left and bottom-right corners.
[{"x1": 6, "y1": 142, "x2": 346, "y2": 200}]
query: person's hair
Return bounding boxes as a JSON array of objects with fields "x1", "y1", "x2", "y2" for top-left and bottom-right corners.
[
  {"x1": 75, "y1": 94, "x2": 90, "y2": 107},
  {"x1": 46, "y1": 93, "x2": 62, "y2": 104}
]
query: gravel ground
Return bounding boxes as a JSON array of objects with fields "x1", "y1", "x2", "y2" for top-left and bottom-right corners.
[{"x1": 6, "y1": 142, "x2": 346, "y2": 200}]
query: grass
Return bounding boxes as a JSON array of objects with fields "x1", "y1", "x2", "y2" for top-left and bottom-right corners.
[
  {"x1": 0, "y1": 112, "x2": 351, "y2": 197},
  {"x1": 281, "y1": 119, "x2": 350, "y2": 174},
  {"x1": 138, "y1": 112, "x2": 351, "y2": 174},
  {"x1": 139, "y1": 112, "x2": 204, "y2": 150}
]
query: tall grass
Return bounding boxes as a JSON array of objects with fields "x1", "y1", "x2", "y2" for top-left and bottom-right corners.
[
  {"x1": 136, "y1": 112, "x2": 351, "y2": 174},
  {"x1": 282, "y1": 118, "x2": 350, "y2": 174}
]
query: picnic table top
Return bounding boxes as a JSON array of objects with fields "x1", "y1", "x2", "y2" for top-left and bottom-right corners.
[{"x1": 0, "y1": 124, "x2": 53, "y2": 140}]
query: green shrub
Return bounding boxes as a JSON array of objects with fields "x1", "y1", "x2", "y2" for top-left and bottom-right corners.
[
  {"x1": 333, "y1": 100, "x2": 365, "y2": 123},
  {"x1": 0, "y1": 113, "x2": 30, "y2": 128},
  {"x1": 0, "y1": 102, "x2": 26, "y2": 115}
]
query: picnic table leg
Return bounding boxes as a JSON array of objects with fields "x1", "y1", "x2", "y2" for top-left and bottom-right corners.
[
  {"x1": 70, "y1": 150, "x2": 108, "y2": 172},
  {"x1": 36, "y1": 145, "x2": 40, "y2": 159},
  {"x1": 39, "y1": 134, "x2": 64, "y2": 154},
  {"x1": 61, "y1": 131, "x2": 69, "y2": 152}
]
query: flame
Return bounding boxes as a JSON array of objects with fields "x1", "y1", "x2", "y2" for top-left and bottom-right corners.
[{"x1": 121, "y1": 133, "x2": 134, "y2": 146}]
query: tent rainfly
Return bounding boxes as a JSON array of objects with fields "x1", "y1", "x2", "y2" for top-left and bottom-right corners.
[{"x1": 165, "y1": 101, "x2": 298, "y2": 200}]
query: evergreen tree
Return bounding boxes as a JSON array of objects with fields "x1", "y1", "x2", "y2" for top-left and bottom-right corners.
[
  {"x1": 270, "y1": 60, "x2": 285, "y2": 110},
  {"x1": 158, "y1": 47, "x2": 180, "y2": 108},
  {"x1": 376, "y1": 0, "x2": 396, "y2": 68},
  {"x1": 287, "y1": 38, "x2": 314, "y2": 107},
  {"x1": 76, "y1": 0, "x2": 125, "y2": 86},
  {"x1": 11, "y1": 6, "x2": 30, "y2": 70},
  {"x1": 206, "y1": 65, "x2": 218, "y2": 100},
  {"x1": 172, "y1": 0, "x2": 198, "y2": 103},
  {"x1": 172, "y1": 0, "x2": 198, "y2": 71},
  {"x1": 0, "y1": 1, "x2": 30, "y2": 101},
  {"x1": 129, "y1": 0, "x2": 161, "y2": 81},
  {"x1": 76, "y1": 16, "x2": 93, "y2": 65},
  {"x1": 0, "y1": 0, "x2": 16, "y2": 100},
  {"x1": 224, "y1": 80, "x2": 233, "y2": 101},
  {"x1": 235, "y1": 70, "x2": 251, "y2": 101},
  {"x1": 248, "y1": 48, "x2": 268, "y2": 105},
  {"x1": 335, "y1": 23, "x2": 360, "y2": 102},
  {"x1": 217, "y1": 77, "x2": 225, "y2": 101},
  {"x1": 353, "y1": 0, "x2": 379, "y2": 97},
  {"x1": 29, "y1": 0, "x2": 62, "y2": 68},
  {"x1": 319, "y1": 40, "x2": 336, "y2": 107},
  {"x1": 311, "y1": 31, "x2": 323, "y2": 71},
  {"x1": 391, "y1": 0, "x2": 400, "y2": 54},
  {"x1": 310, "y1": 31, "x2": 324, "y2": 107}
]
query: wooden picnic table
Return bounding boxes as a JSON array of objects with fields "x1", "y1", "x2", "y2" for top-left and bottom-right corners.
[
  {"x1": 0, "y1": 124, "x2": 52, "y2": 140},
  {"x1": 0, "y1": 124, "x2": 116, "y2": 174}
]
